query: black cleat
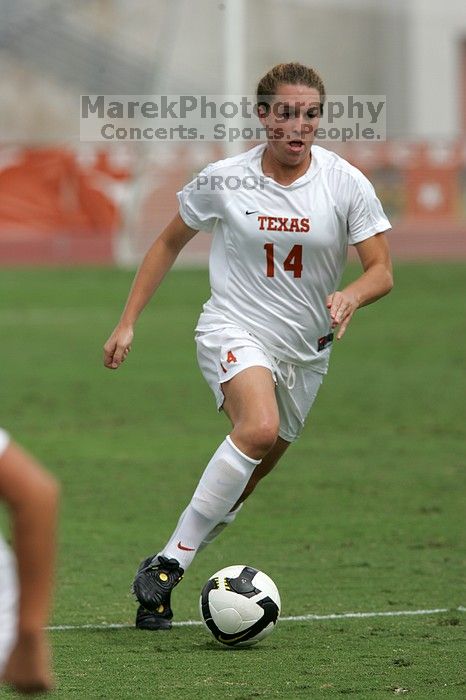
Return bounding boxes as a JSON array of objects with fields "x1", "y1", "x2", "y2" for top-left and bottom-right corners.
[
  {"x1": 135, "y1": 604, "x2": 172, "y2": 630},
  {"x1": 132, "y1": 554, "x2": 184, "y2": 617}
]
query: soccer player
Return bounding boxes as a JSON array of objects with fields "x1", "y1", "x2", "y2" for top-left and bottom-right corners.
[
  {"x1": 0, "y1": 429, "x2": 58, "y2": 693},
  {"x1": 103, "y1": 63, "x2": 393, "y2": 630}
]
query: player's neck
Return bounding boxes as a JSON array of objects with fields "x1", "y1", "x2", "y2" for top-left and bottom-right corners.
[{"x1": 261, "y1": 148, "x2": 311, "y2": 186}]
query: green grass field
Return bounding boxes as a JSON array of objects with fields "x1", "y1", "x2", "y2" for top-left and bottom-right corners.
[{"x1": 1, "y1": 263, "x2": 465, "y2": 698}]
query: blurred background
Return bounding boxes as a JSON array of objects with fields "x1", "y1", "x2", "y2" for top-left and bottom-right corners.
[{"x1": 0, "y1": 0, "x2": 465, "y2": 266}]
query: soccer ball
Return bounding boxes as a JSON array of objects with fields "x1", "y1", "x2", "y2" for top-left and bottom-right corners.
[{"x1": 199, "y1": 565, "x2": 281, "y2": 647}]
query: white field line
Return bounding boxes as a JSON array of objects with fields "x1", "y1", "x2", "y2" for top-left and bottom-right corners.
[{"x1": 48, "y1": 606, "x2": 465, "y2": 631}]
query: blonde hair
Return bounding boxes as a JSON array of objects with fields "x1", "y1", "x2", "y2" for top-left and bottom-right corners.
[{"x1": 256, "y1": 62, "x2": 326, "y2": 110}]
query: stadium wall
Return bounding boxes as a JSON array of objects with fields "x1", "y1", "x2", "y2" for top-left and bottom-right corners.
[{"x1": 0, "y1": 142, "x2": 465, "y2": 266}]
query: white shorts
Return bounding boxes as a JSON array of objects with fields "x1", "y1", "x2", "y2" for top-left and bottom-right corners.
[{"x1": 195, "y1": 326, "x2": 324, "y2": 442}]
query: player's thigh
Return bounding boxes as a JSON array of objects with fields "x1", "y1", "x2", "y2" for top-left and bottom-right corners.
[{"x1": 222, "y1": 366, "x2": 280, "y2": 434}]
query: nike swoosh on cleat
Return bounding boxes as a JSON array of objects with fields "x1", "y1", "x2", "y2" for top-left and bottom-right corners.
[
  {"x1": 177, "y1": 541, "x2": 195, "y2": 551},
  {"x1": 245, "y1": 210, "x2": 259, "y2": 215}
]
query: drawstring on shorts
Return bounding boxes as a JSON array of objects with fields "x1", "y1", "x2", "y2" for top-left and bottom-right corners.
[
  {"x1": 285, "y1": 363, "x2": 296, "y2": 390},
  {"x1": 265, "y1": 351, "x2": 296, "y2": 391}
]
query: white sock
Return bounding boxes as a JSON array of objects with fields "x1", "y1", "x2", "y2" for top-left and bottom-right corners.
[
  {"x1": 198, "y1": 503, "x2": 244, "y2": 553},
  {"x1": 160, "y1": 436, "x2": 260, "y2": 569},
  {"x1": 162, "y1": 503, "x2": 243, "y2": 557}
]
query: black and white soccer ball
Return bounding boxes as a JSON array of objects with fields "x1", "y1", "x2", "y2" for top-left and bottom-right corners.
[{"x1": 199, "y1": 565, "x2": 281, "y2": 647}]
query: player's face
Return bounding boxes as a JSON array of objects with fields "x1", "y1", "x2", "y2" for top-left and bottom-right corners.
[{"x1": 259, "y1": 83, "x2": 321, "y2": 167}]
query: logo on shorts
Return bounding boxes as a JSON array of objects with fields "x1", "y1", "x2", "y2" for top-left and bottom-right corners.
[
  {"x1": 317, "y1": 333, "x2": 334, "y2": 351},
  {"x1": 220, "y1": 350, "x2": 237, "y2": 374}
]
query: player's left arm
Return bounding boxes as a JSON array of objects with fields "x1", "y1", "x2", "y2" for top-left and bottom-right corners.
[
  {"x1": 327, "y1": 232, "x2": 393, "y2": 340},
  {"x1": 0, "y1": 441, "x2": 58, "y2": 693}
]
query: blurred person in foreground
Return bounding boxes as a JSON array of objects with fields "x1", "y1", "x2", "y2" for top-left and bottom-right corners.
[
  {"x1": 103, "y1": 62, "x2": 393, "y2": 630},
  {"x1": 0, "y1": 428, "x2": 59, "y2": 693}
]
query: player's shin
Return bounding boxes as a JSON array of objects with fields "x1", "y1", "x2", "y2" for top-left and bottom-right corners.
[
  {"x1": 197, "y1": 503, "x2": 244, "y2": 553},
  {"x1": 160, "y1": 437, "x2": 260, "y2": 568}
]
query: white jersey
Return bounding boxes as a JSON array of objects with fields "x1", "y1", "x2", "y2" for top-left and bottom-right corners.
[{"x1": 178, "y1": 144, "x2": 390, "y2": 371}]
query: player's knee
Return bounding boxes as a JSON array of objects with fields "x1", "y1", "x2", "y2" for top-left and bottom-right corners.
[{"x1": 242, "y1": 418, "x2": 279, "y2": 456}]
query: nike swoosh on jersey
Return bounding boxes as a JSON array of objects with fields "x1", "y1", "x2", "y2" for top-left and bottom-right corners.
[
  {"x1": 245, "y1": 210, "x2": 259, "y2": 215},
  {"x1": 177, "y1": 541, "x2": 195, "y2": 551}
]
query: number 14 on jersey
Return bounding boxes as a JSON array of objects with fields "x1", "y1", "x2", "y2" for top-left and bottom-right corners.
[{"x1": 264, "y1": 243, "x2": 303, "y2": 278}]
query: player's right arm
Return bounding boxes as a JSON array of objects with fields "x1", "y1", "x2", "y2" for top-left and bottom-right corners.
[{"x1": 103, "y1": 213, "x2": 198, "y2": 369}]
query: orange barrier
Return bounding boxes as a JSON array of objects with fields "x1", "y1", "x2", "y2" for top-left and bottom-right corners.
[
  {"x1": 338, "y1": 141, "x2": 466, "y2": 228},
  {"x1": 0, "y1": 142, "x2": 465, "y2": 265},
  {"x1": 0, "y1": 147, "x2": 130, "y2": 264}
]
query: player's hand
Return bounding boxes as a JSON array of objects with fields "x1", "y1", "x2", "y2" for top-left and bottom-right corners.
[
  {"x1": 326, "y1": 290, "x2": 359, "y2": 340},
  {"x1": 1, "y1": 630, "x2": 54, "y2": 694},
  {"x1": 103, "y1": 324, "x2": 134, "y2": 369}
]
